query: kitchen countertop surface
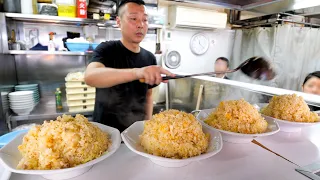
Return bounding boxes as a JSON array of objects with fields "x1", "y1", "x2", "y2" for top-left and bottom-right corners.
[
  {"x1": 256, "y1": 125, "x2": 320, "y2": 167},
  {"x1": 4, "y1": 142, "x2": 308, "y2": 180}
]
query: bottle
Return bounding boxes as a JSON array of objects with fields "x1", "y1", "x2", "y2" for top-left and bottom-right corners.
[
  {"x1": 55, "y1": 88, "x2": 63, "y2": 110},
  {"x1": 48, "y1": 32, "x2": 56, "y2": 51}
]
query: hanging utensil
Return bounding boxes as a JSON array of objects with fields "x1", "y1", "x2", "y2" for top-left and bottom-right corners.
[{"x1": 139, "y1": 56, "x2": 276, "y2": 83}]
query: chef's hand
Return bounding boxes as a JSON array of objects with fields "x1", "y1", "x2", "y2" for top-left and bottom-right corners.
[{"x1": 134, "y1": 66, "x2": 175, "y2": 85}]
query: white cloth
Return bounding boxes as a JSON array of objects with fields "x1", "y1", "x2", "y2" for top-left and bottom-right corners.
[{"x1": 231, "y1": 25, "x2": 320, "y2": 101}]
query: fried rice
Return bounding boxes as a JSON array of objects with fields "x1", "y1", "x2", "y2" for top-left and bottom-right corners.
[
  {"x1": 140, "y1": 110, "x2": 209, "y2": 159},
  {"x1": 17, "y1": 114, "x2": 111, "y2": 170},
  {"x1": 261, "y1": 94, "x2": 319, "y2": 123},
  {"x1": 205, "y1": 99, "x2": 268, "y2": 134}
]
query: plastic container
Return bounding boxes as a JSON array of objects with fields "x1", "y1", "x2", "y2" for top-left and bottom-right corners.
[
  {"x1": 0, "y1": 129, "x2": 29, "y2": 148},
  {"x1": 66, "y1": 87, "x2": 95, "y2": 94},
  {"x1": 65, "y1": 42, "x2": 90, "y2": 52},
  {"x1": 56, "y1": 0, "x2": 76, "y2": 17},
  {"x1": 65, "y1": 81, "x2": 90, "y2": 88},
  {"x1": 66, "y1": 93, "x2": 95, "y2": 100},
  {"x1": 67, "y1": 99, "x2": 95, "y2": 106},
  {"x1": 68, "y1": 104, "x2": 94, "y2": 112}
]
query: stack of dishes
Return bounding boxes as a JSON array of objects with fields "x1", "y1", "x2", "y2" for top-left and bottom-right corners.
[
  {"x1": 65, "y1": 72, "x2": 95, "y2": 112},
  {"x1": 15, "y1": 84, "x2": 40, "y2": 104},
  {"x1": 9, "y1": 91, "x2": 34, "y2": 115},
  {"x1": 1, "y1": 92, "x2": 9, "y2": 113},
  {"x1": 0, "y1": 85, "x2": 14, "y2": 93}
]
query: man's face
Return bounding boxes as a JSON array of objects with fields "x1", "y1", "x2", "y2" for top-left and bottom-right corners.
[
  {"x1": 214, "y1": 59, "x2": 229, "y2": 72},
  {"x1": 302, "y1": 77, "x2": 320, "y2": 95},
  {"x1": 117, "y1": 3, "x2": 148, "y2": 44}
]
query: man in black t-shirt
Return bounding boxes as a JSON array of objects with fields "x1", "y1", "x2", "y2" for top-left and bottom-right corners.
[{"x1": 84, "y1": 0, "x2": 174, "y2": 132}]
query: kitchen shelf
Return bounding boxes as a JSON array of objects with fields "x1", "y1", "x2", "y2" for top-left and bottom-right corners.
[
  {"x1": 8, "y1": 50, "x2": 92, "y2": 55},
  {"x1": 10, "y1": 100, "x2": 93, "y2": 122},
  {"x1": 5, "y1": 13, "x2": 116, "y2": 26},
  {"x1": 4, "y1": 13, "x2": 163, "y2": 29}
]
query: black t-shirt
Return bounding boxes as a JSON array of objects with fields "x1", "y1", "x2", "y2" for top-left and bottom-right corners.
[{"x1": 90, "y1": 40, "x2": 157, "y2": 132}]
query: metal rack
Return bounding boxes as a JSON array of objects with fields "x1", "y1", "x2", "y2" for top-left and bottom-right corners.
[
  {"x1": 5, "y1": 13, "x2": 163, "y2": 29},
  {"x1": 231, "y1": 13, "x2": 320, "y2": 29}
]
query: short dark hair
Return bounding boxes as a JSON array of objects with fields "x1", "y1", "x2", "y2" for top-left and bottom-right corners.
[
  {"x1": 118, "y1": 0, "x2": 145, "y2": 16},
  {"x1": 303, "y1": 71, "x2": 320, "y2": 86},
  {"x1": 215, "y1": 57, "x2": 229, "y2": 68}
]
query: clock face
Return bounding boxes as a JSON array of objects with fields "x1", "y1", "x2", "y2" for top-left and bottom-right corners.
[{"x1": 190, "y1": 33, "x2": 209, "y2": 55}]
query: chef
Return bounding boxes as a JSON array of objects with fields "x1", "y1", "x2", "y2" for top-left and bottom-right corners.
[
  {"x1": 214, "y1": 57, "x2": 230, "y2": 79},
  {"x1": 84, "y1": 0, "x2": 174, "y2": 132}
]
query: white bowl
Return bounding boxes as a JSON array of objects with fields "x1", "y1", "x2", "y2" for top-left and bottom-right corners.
[
  {"x1": 10, "y1": 100, "x2": 34, "y2": 105},
  {"x1": 262, "y1": 115, "x2": 320, "y2": 132},
  {"x1": 10, "y1": 100, "x2": 34, "y2": 104},
  {"x1": 121, "y1": 121, "x2": 223, "y2": 168},
  {"x1": 9, "y1": 97, "x2": 34, "y2": 101},
  {"x1": 10, "y1": 104, "x2": 35, "y2": 109},
  {"x1": 9, "y1": 95, "x2": 33, "y2": 99},
  {"x1": 9, "y1": 98, "x2": 34, "y2": 102},
  {"x1": 0, "y1": 122, "x2": 121, "y2": 180},
  {"x1": 9, "y1": 91, "x2": 33, "y2": 97},
  {"x1": 11, "y1": 107, "x2": 34, "y2": 115},
  {"x1": 195, "y1": 109, "x2": 280, "y2": 143},
  {"x1": 255, "y1": 103, "x2": 320, "y2": 132}
]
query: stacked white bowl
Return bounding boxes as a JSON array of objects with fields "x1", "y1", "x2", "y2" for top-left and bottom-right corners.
[
  {"x1": 1, "y1": 92, "x2": 9, "y2": 113},
  {"x1": 15, "y1": 84, "x2": 40, "y2": 104},
  {"x1": 9, "y1": 91, "x2": 34, "y2": 115}
]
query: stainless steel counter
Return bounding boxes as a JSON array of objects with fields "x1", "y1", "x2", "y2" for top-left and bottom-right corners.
[
  {"x1": 8, "y1": 50, "x2": 88, "y2": 56},
  {"x1": 10, "y1": 100, "x2": 93, "y2": 122}
]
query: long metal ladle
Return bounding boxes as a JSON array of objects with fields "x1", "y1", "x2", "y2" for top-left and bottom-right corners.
[{"x1": 140, "y1": 56, "x2": 276, "y2": 83}]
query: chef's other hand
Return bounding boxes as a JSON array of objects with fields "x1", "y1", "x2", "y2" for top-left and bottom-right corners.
[{"x1": 135, "y1": 66, "x2": 175, "y2": 85}]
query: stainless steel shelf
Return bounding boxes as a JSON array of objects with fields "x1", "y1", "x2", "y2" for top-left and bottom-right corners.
[
  {"x1": 8, "y1": 50, "x2": 91, "y2": 55},
  {"x1": 10, "y1": 101, "x2": 93, "y2": 122},
  {"x1": 4, "y1": 13, "x2": 163, "y2": 29},
  {"x1": 5, "y1": 13, "x2": 116, "y2": 26}
]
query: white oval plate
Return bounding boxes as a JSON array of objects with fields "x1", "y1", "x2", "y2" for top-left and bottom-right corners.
[
  {"x1": 195, "y1": 109, "x2": 280, "y2": 143},
  {"x1": 121, "y1": 121, "x2": 223, "y2": 168},
  {"x1": 0, "y1": 122, "x2": 121, "y2": 180}
]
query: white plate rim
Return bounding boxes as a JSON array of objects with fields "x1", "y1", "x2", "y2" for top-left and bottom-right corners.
[
  {"x1": 195, "y1": 109, "x2": 280, "y2": 137},
  {"x1": 261, "y1": 114, "x2": 320, "y2": 126},
  {"x1": 0, "y1": 122, "x2": 121, "y2": 175},
  {"x1": 121, "y1": 121, "x2": 223, "y2": 163}
]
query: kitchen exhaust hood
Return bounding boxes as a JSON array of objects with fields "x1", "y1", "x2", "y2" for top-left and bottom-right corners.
[{"x1": 166, "y1": 0, "x2": 320, "y2": 13}]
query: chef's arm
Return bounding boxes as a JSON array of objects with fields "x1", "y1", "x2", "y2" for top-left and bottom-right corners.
[
  {"x1": 145, "y1": 89, "x2": 153, "y2": 120},
  {"x1": 85, "y1": 62, "x2": 174, "y2": 88},
  {"x1": 85, "y1": 62, "x2": 138, "y2": 88}
]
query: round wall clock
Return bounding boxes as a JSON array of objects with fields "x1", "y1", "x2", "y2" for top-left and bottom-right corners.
[{"x1": 190, "y1": 33, "x2": 210, "y2": 55}]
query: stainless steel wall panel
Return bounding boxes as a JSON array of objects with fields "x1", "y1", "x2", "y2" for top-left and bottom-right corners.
[
  {"x1": 168, "y1": 78, "x2": 271, "y2": 112},
  {"x1": 0, "y1": 13, "x2": 9, "y2": 53},
  {"x1": 15, "y1": 54, "x2": 86, "y2": 103},
  {"x1": 0, "y1": 54, "x2": 17, "y2": 135}
]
